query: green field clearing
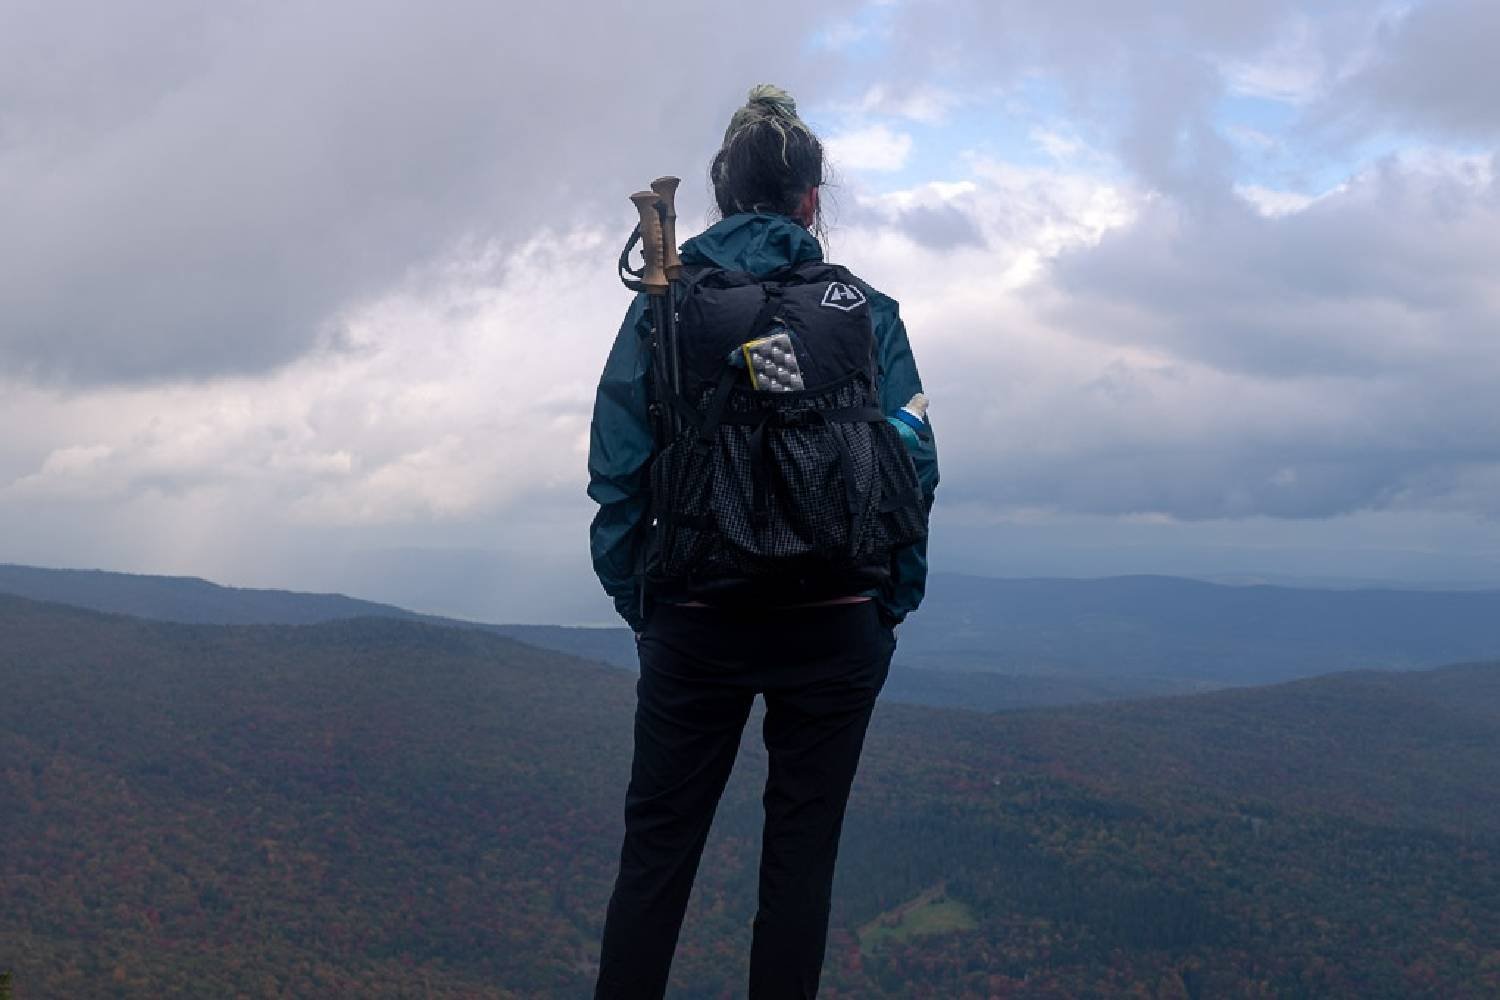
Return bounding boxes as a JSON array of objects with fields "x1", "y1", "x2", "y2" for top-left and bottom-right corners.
[{"x1": 858, "y1": 889, "x2": 979, "y2": 953}]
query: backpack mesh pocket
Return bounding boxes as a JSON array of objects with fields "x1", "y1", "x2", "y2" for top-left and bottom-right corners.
[{"x1": 648, "y1": 376, "x2": 927, "y2": 592}]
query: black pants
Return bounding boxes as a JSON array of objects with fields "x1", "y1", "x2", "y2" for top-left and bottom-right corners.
[{"x1": 594, "y1": 600, "x2": 895, "y2": 1000}]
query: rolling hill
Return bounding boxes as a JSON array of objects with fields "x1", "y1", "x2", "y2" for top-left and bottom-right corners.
[
  {"x1": 10, "y1": 563, "x2": 1500, "y2": 710},
  {"x1": 0, "y1": 565, "x2": 1190, "y2": 709},
  {"x1": 899, "y1": 572, "x2": 1500, "y2": 681},
  {"x1": 2, "y1": 593, "x2": 1496, "y2": 997}
]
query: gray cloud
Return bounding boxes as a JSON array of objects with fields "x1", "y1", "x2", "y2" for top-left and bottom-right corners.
[
  {"x1": 889, "y1": 0, "x2": 1304, "y2": 76},
  {"x1": 881, "y1": 0, "x2": 1312, "y2": 197},
  {"x1": 919, "y1": 154, "x2": 1500, "y2": 523},
  {"x1": 837, "y1": 0, "x2": 1500, "y2": 525},
  {"x1": 1045, "y1": 155, "x2": 1500, "y2": 380},
  {"x1": 896, "y1": 202, "x2": 987, "y2": 252},
  {"x1": 1328, "y1": 0, "x2": 1500, "y2": 139},
  {"x1": 0, "y1": 0, "x2": 861, "y2": 385},
  {"x1": 881, "y1": 1, "x2": 1459, "y2": 204},
  {"x1": 7, "y1": 0, "x2": 1500, "y2": 613}
]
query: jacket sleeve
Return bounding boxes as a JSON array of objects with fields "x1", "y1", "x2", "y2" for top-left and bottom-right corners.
[
  {"x1": 586, "y1": 296, "x2": 654, "y2": 632},
  {"x1": 873, "y1": 300, "x2": 939, "y2": 626}
]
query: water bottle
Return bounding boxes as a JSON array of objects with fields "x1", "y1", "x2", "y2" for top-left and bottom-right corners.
[{"x1": 887, "y1": 393, "x2": 929, "y2": 449}]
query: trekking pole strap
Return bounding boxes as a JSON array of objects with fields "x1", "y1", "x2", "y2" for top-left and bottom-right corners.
[{"x1": 618, "y1": 224, "x2": 645, "y2": 290}]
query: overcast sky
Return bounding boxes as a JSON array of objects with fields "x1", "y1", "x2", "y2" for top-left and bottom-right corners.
[{"x1": 3, "y1": 0, "x2": 1498, "y2": 622}]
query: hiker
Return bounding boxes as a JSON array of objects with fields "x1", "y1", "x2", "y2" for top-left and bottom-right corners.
[{"x1": 587, "y1": 84, "x2": 939, "y2": 999}]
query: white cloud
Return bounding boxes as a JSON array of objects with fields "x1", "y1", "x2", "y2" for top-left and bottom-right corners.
[
  {"x1": 1233, "y1": 184, "x2": 1316, "y2": 217},
  {"x1": 826, "y1": 124, "x2": 915, "y2": 173},
  {"x1": 1222, "y1": 13, "x2": 1327, "y2": 103},
  {"x1": 1, "y1": 225, "x2": 619, "y2": 529},
  {"x1": 852, "y1": 83, "x2": 961, "y2": 125},
  {"x1": 1030, "y1": 127, "x2": 1084, "y2": 162}
]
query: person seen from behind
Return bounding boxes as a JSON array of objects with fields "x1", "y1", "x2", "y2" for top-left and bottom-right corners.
[{"x1": 587, "y1": 84, "x2": 940, "y2": 999}]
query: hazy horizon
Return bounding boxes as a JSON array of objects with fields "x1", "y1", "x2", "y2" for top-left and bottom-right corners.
[
  {"x1": 7, "y1": 556, "x2": 1500, "y2": 630},
  {"x1": 4, "y1": 0, "x2": 1499, "y2": 625}
]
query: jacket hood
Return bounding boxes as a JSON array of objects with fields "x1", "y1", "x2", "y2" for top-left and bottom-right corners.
[{"x1": 678, "y1": 213, "x2": 823, "y2": 275}]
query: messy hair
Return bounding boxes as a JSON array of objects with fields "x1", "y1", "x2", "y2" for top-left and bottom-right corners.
[{"x1": 710, "y1": 84, "x2": 825, "y2": 233}]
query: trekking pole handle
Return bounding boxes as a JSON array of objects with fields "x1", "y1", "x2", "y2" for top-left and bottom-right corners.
[
  {"x1": 650, "y1": 176, "x2": 684, "y2": 280},
  {"x1": 630, "y1": 191, "x2": 669, "y2": 295}
]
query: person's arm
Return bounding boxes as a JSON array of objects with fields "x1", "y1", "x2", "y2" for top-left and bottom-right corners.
[
  {"x1": 586, "y1": 296, "x2": 654, "y2": 632},
  {"x1": 872, "y1": 299, "x2": 939, "y2": 627}
]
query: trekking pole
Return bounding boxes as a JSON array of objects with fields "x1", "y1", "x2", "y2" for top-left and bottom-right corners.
[
  {"x1": 649, "y1": 177, "x2": 685, "y2": 415},
  {"x1": 629, "y1": 190, "x2": 676, "y2": 443}
]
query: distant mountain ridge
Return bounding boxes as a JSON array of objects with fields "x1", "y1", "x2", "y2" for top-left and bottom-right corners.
[
  {"x1": 7, "y1": 562, "x2": 1500, "y2": 706},
  {"x1": 900, "y1": 572, "x2": 1500, "y2": 681},
  {"x1": 0, "y1": 561, "x2": 633, "y2": 670},
  {"x1": 0, "y1": 562, "x2": 422, "y2": 625}
]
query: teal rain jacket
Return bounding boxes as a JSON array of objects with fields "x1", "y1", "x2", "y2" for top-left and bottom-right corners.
[{"x1": 586, "y1": 212, "x2": 939, "y2": 632}]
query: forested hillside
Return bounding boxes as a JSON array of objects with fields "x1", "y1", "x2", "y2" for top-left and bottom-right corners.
[{"x1": 2, "y1": 594, "x2": 1497, "y2": 997}]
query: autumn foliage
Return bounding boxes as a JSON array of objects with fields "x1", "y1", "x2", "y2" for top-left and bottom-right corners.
[{"x1": 2, "y1": 594, "x2": 1497, "y2": 997}]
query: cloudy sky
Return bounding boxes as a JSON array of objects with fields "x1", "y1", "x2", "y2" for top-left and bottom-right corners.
[{"x1": 3, "y1": 0, "x2": 1498, "y2": 622}]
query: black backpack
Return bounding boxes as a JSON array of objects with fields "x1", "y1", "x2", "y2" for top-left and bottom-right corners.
[{"x1": 643, "y1": 261, "x2": 927, "y2": 604}]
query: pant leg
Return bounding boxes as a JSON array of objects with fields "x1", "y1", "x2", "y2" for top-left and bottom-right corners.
[
  {"x1": 595, "y1": 619, "x2": 757, "y2": 1000},
  {"x1": 748, "y1": 603, "x2": 895, "y2": 1000}
]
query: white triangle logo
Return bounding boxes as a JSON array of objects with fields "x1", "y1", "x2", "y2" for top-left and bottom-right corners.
[{"x1": 820, "y1": 281, "x2": 867, "y2": 312}]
